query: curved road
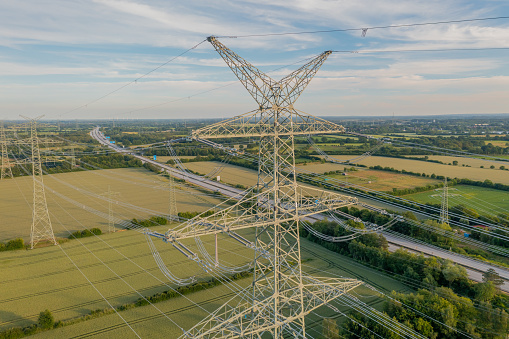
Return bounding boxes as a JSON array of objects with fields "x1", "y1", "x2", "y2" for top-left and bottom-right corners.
[{"x1": 90, "y1": 127, "x2": 509, "y2": 292}]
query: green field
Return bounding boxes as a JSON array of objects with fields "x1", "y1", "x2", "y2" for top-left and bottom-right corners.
[
  {"x1": 0, "y1": 228, "x2": 411, "y2": 337},
  {"x1": 0, "y1": 168, "x2": 224, "y2": 242},
  {"x1": 405, "y1": 185, "x2": 509, "y2": 214}
]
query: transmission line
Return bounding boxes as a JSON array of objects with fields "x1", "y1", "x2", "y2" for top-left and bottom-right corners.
[{"x1": 216, "y1": 16, "x2": 509, "y2": 38}]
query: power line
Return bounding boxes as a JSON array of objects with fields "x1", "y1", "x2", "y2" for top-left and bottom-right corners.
[
  {"x1": 55, "y1": 39, "x2": 206, "y2": 118},
  {"x1": 332, "y1": 46, "x2": 509, "y2": 53},
  {"x1": 216, "y1": 16, "x2": 509, "y2": 38}
]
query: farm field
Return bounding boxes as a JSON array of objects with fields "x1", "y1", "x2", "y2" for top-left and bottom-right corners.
[
  {"x1": 154, "y1": 155, "x2": 196, "y2": 163},
  {"x1": 184, "y1": 161, "x2": 258, "y2": 188},
  {"x1": 324, "y1": 169, "x2": 440, "y2": 192},
  {"x1": 0, "y1": 232, "x2": 411, "y2": 338},
  {"x1": 0, "y1": 226, "x2": 254, "y2": 333},
  {"x1": 306, "y1": 155, "x2": 509, "y2": 184},
  {"x1": 416, "y1": 155, "x2": 508, "y2": 169},
  {"x1": 405, "y1": 185, "x2": 509, "y2": 213},
  {"x1": 0, "y1": 168, "x2": 224, "y2": 242}
]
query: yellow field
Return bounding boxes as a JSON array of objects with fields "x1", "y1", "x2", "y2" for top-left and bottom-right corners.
[
  {"x1": 184, "y1": 162, "x2": 258, "y2": 188},
  {"x1": 327, "y1": 169, "x2": 439, "y2": 192},
  {"x1": 306, "y1": 156, "x2": 509, "y2": 185},
  {"x1": 0, "y1": 168, "x2": 224, "y2": 242}
]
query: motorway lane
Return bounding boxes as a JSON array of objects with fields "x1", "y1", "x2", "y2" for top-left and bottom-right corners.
[{"x1": 90, "y1": 127, "x2": 509, "y2": 292}]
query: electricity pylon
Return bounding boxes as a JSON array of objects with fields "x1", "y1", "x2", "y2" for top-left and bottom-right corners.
[
  {"x1": 1, "y1": 121, "x2": 13, "y2": 180},
  {"x1": 101, "y1": 186, "x2": 120, "y2": 233},
  {"x1": 70, "y1": 146, "x2": 76, "y2": 168},
  {"x1": 168, "y1": 174, "x2": 179, "y2": 221},
  {"x1": 432, "y1": 178, "x2": 458, "y2": 225},
  {"x1": 21, "y1": 116, "x2": 58, "y2": 249},
  {"x1": 148, "y1": 37, "x2": 362, "y2": 338}
]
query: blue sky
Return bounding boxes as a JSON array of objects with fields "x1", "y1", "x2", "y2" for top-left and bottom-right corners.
[{"x1": 1, "y1": 0, "x2": 509, "y2": 120}]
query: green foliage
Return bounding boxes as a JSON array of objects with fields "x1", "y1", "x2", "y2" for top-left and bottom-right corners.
[
  {"x1": 68, "y1": 228, "x2": 102, "y2": 239},
  {"x1": 131, "y1": 216, "x2": 169, "y2": 228},
  {"x1": 483, "y1": 268, "x2": 504, "y2": 287},
  {"x1": 0, "y1": 238, "x2": 25, "y2": 252},
  {"x1": 38, "y1": 309, "x2": 54, "y2": 329},
  {"x1": 322, "y1": 318, "x2": 340, "y2": 339},
  {"x1": 343, "y1": 287, "x2": 509, "y2": 338}
]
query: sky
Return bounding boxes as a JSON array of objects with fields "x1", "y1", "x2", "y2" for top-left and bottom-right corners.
[{"x1": 1, "y1": 0, "x2": 509, "y2": 120}]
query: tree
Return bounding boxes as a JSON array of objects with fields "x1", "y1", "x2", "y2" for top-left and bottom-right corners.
[
  {"x1": 442, "y1": 262, "x2": 467, "y2": 287},
  {"x1": 38, "y1": 309, "x2": 54, "y2": 329},
  {"x1": 323, "y1": 318, "x2": 340, "y2": 339},
  {"x1": 452, "y1": 160, "x2": 458, "y2": 166},
  {"x1": 475, "y1": 281, "x2": 497, "y2": 301},
  {"x1": 482, "y1": 268, "x2": 504, "y2": 287}
]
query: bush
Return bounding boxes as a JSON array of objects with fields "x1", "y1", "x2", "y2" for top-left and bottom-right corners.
[
  {"x1": 6, "y1": 238, "x2": 24, "y2": 251},
  {"x1": 38, "y1": 309, "x2": 54, "y2": 329}
]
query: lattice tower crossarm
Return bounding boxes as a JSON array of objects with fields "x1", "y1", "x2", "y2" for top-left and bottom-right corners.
[
  {"x1": 1, "y1": 121, "x2": 14, "y2": 179},
  {"x1": 21, "y1": 116, "x2": 58, "y2": 249},
  {"x1": 148, "y1": 37, "x2": 364, "y2": 338}
]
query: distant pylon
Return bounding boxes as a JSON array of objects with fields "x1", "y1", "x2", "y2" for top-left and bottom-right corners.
[
  {"x1": 70, "y1": 146, "x2": 76, "y2": 168},
  {"x1": 440, "y1": 178, "x2": 449, "y2": 224},
  {"x1": 432, "y1": 178, "x2": 458, "y2": 226},
  {"x1": 168, "y1": 174, "x2": 178, "y2": 222},
  {"x1": 1, "y1": 121, "x2": 13, "y2": 180},
  {"x1": 101, "y1": 186, "x2": 120, "y2": 233},
  {"x1": 21, "y1": 116, "x2": 58, "y2": 249}
]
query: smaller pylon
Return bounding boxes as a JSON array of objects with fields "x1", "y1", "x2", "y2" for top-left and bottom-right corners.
[
  {"x1": 70, "y1": 146, "x2": 76, "y2": 168},
  {"x1": 101, "y1": 186, "x2": 120, "y2": 233},
  {"x1": 168, "y1": 174, "x2": 179, "y2": 222},
  {"x1": 1, "y1": 121, "x2": 13, "y2": 180},
  {"x1": 432, "y1": 178, "x2": 458, "y2": 226}
]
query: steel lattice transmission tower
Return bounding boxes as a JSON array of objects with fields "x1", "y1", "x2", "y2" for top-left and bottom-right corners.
[
  {"x1": 168, "y1": 174, "x2": 179, "y2": 221},
  {"x1": 1, "y1": 121, "x2": 14, "y2": 180},
  {"x1": 101, "y1": 185, "x2": 120, "y2": 233},
  {"x1": 149, "y1": 37, "x2": 362, "y2": 338},
  {"x1": 21, "y1": 116, "x2": 58, "y2": 249},
  {"x1": 70, "y1": 146, "x2": 76, "y2": 168},
  {"x1": 432, "y1": 178, "x2": 458, "y2": 226},
  {"x1": 440, "y1": 178, "x2": 449, "y2": 225}
]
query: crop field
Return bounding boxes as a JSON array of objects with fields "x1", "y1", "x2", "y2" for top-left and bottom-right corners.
[
  {"x1": 154, "y1": 155, "x2": 196, "y2": 163},
  {"x1": 0, "y1": 168, "x2": 224, "y2": 242},
  {"x1": 306, "y1": 155, "x2": 509, "y2": 185},
  {"x1": 184, "y1": 161, "x2": 258, "y2": 188},
  {"x1": 0, "y1": 228, "x2": 411, "y2": 337},
  {"x1": 405, "y1": 185, "x2": 509, "y2": 213},
  {"x1": 324, "y1": 169, "x2": 440, "y2": 192}
]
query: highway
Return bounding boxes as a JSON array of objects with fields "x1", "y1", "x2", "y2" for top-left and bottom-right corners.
[{"x1": 90, "y1": 127, "x2": 509, "y2": 292}]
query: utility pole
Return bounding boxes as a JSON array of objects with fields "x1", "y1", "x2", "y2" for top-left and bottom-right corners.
[
  {"x1": 1, "y1": 121, "x2": 13, "y2": 180},
  {"x1": 21, "y1": 115, "x2": 58, "y2": 249}
]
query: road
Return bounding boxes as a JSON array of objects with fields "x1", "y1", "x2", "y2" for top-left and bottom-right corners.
[{"x1": 90, "y1": 127, "x2": 509, "y2": 292}]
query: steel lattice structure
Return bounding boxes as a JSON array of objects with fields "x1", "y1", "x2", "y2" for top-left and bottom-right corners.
[
  {"x1": 20, "y1": 116, "x2": 58, "y2": 249},
  {"x1": 101, "y1": 185, "x2": 120, "y2": 233},
  {"x1": 0, "y1": 121, "x2": 13, "y2": 180},
  {"x1": 148, "y1": 37, "x2": 362, "y2": 338}
]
